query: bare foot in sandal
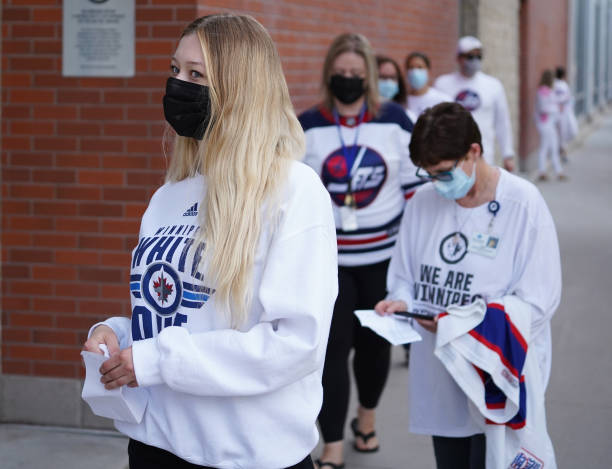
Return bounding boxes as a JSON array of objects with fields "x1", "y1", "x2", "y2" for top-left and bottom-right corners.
[{"x1": 351, "y1": 406, "x2": 380, "y2": 452}]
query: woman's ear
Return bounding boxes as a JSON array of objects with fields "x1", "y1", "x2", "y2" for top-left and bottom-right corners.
[{"x1": 470, "y1": 142, "x2": 482, "y2": 160}]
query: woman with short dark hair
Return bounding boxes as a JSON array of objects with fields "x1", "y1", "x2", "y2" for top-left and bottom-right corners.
[{"x1": 376, "y1": 102, "x2": 560, "y2": 469}]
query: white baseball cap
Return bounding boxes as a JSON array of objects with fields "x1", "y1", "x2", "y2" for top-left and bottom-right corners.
[{"x1": 457, "y1": 36, "x2": 483, "y2": 54}]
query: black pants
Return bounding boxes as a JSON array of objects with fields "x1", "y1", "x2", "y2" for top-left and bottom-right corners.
[
  {"x1": 128, "y1": 439, "x2": 314, "y2": 469},
  {"x1": 318, "y1": 260, "x2": 391, "y2": 443},
  {"x1": 432, "y1": 434, "x2": 486, "y2": 469}
]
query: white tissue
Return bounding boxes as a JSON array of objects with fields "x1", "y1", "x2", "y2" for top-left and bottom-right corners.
[
  {"x1": 354, "y1": 309, "x2": 423, "y2": 345},
  {"x1": 81, "y1": 344, "x2": 149, "y2": 424}
]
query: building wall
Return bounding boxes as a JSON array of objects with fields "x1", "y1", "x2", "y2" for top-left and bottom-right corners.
[
  {"x1": 519, "y1": 0, "x2": 569, "y2": 162},
  {"x1": 1, "y1": 0, "x2": 458, "y2": 426}
]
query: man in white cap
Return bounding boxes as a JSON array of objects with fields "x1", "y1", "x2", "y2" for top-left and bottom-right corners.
[{"x1": 434, "y1": 36, "x2": 515, "y2": 171}]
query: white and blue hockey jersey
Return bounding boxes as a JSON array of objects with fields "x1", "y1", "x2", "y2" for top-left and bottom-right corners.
[{"x1": 299, "y1": 101, "x2": 422, "y2": 267}]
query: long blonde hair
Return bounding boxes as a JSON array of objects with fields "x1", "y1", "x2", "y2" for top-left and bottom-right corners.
[
  {"x1": 321, "y1": 33, "x2": 380, "y2": 114},
  {"x1": 165, "y1": 14, "x2": 305, "y2": 328}
]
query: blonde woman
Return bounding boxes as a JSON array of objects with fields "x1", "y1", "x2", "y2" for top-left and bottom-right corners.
[
  {"x1": 82, "y1": 14, "x2": 337, "y2": 469},
  {"x1": 299, "y1": 33, "x2": 420, "y2": 469}
]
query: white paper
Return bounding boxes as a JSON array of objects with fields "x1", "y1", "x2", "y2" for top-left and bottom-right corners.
[
  {"x1": 354, "y1": 309, "x2": 422, "y2": 345},
  {"x1": 81, "y1": 344, "x2": 148, "y2": 423}
]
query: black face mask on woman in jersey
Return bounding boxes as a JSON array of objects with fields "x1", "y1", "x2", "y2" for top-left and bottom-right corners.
[
  {"x1": 329, "y1": 74, "x2": 365, "y2": 105},
  {"x1": 163, "y1": 77, "x2": 211, "y2": 140}
]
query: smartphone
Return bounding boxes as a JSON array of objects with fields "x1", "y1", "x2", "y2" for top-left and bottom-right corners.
[{"x1": 393, "y1": 311, "x2": 436, "y2": 321}]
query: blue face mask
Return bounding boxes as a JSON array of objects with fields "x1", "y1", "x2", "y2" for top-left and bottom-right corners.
[
  {"x1": 433, "y1": 162, "x2": 476, "y2": 200},
  {"x1": 378, "y1": 79, "x2": 399, "y2": 100},
  {"x1": 407, "y1": 68, "x2": 428, "y2": 90}
]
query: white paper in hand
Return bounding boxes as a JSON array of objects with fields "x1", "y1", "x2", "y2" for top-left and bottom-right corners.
[
  {"x1": 81, "y1": 344, "x2": 149, "y2": 424},
  {"x1": 354, "y1": 310, "x2": 422, "y2": 345}
]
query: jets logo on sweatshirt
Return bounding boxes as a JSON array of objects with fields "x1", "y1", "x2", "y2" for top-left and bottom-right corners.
[
  {"x1": 321, "y1": 145, "x2": 387, "y2": 208},
  {"x1": 455, "y1": 89, "x2": 481, "y2": 111}
]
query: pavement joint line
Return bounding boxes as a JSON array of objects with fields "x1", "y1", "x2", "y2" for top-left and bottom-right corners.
[{"x1": 2, "y1": 422, "x2": 126, "y2": 439}]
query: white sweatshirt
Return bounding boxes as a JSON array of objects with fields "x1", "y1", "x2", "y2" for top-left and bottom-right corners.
[
  {"x1": 90, "y1": 161, "x2": 338, "y2": 469},
  {"x1": 406, "y1": 87, "x2": 452, "y2": 117},
  {"x1": 434, "y1": 71, "x2": 514, "y2": 164},
  {"x1": 535, "y1": 86, "x2": 558, "y2": 126},
  {"x1": 387, "y1": 169, "x2": 561, "y2": 437}
]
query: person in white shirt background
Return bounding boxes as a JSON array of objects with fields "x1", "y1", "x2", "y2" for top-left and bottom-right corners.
[
  {"x1": 375, "y1": 102, "x2": 561, "y2": 469},
  {"x1": 435, "y1": 36, "x2": 516, "y2": 172},
  {"x1": 82, "y1": 13, "x2": 338, "y2": 469},
  {"x1": 376, "y1": 55, "x2": 409, "y2": 109},
  {"x1": 299, "y1": 33, "x2": 418, "y2": 469},
  {"x1": 535, "y1": 69, "x2": 566, "y2": 181},
  {"x1": 405, "y1": 51, "x2": 452, "y2": 119},
  {"x1": 553, "y1": 66, "x2": 578, "y2": 162}
]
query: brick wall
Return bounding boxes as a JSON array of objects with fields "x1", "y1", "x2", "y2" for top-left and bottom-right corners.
[
  {"x1": 1, "y1": 0, "x2": 458, "y2": 380},
  {"x1": 519, "y1": 0, "x2": 568, "y2": 161}
]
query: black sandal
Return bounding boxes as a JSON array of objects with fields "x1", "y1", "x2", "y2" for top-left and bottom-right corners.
[
  {"x1": 350, "y1": 417, "x2": 380, "y2": 453},
  {"x1": 315, "y1": 459, "x2": 345, "y2": 469}
]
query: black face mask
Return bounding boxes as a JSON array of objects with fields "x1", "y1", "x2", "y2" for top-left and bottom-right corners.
[
  {"x1": 163, "y1": 77, "x2": 211, "y2": 140},
  {"x1": 329, "y1": 74, "x2": 365, "y2": 105}
]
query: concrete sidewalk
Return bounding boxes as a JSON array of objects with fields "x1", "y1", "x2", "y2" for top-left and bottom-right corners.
[{"x1": 1, "y1": 113, "x2": 611, "y2": 469}]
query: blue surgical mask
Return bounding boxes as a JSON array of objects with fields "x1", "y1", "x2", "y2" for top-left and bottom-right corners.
[
  {"x1": 462, "y1": 58, "x2": 482, "y2": 77},
  {"x1": 433, "y1": 162, "x2": 475, "y2": 200},
  {"x1": 407, "y1": 68, "x2": 428, "y2": 90},
  {"x1": 378, "y1": 78, "x2": 399, "y2": 100}
]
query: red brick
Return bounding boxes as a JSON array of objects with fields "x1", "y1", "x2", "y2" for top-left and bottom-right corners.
[
  {"x1": 10, "y1": 24, "x2": 56, "y2": 38},
  {"x1": 3, "y1": 137, "x2": 32, "y2": 151},
  {"x1": 78, "y1": 235, "x2": 124, "y2": 250},
  {"x1": 78, "y1": 77, "x2": 126, "y2": 88},
  {"x1": 80, "y1": 106, "x2": 124, "y2": 120},
  {"x1": 11, "y1": 121, "x2": 55, "y2": 135},
  {"x1": 3, "y1": 7, "x2": 31, "y2": 20},
  {"x1": 9, "y1": 248, "x2": 54, "y2": 263},
  {"x1": 10, "y1": 280, "x2": 54, "y2": 295},
  {"x1": 10, "y1": 152, "x2": 53, "y2": 167},
  {"x1": 57, "y1": 122, "x2": 102, "y2": 137},
  {"x1": 80, "y1": 138, "x2": 124, "y2": 153},
  {"x1": 3, "y1": 297, "x2": 31, "y2": 311},
  {"x1": 55, "y1": 282, "x2": 99, "y2": 298},
  {"x1": 78, "y1": 170, "x2": 124, "y2": 185},
  {"x1": 57, "y1": 89, "x2": 101, "y2": 104},
  {"x1": 136, "y1": 40, "x2": 176, "y2": 55},
  {"x1": 102, "y1": 219, "x2": 140, "y2": 235},
  {"x1": 151, "y1": 24, "x2": 184, "y2": 38},
  {"x1": 56, "y1": 217, "x2": 99, "y2": 233},
  {"x1": 3, "y1": 200, "x2": 31, "y2": 214},
  {"x1": 9, "y1": 88, "x2": 55, "y2": 103},
  {"x1": 34, "y1": 105, "x2": 78, "y2": 119},
  {"x1": 2, "y1": 232, "x2": 33, "y2": 246},
  {"x1": 3, "y1": 72, "x2": 33, "y2": 87},
  {"x1": 103, "y1": 155, "x2": 149, "y2": 169},
  {"x1": 126, "y1": 138, "x2": 163, "y2": 154},
  {"x1": 78, "y1": 203, "x2": 124, "y2": 217},
  {"x1": 4, "y1": 105, "x2": 31, "y2": 118},
  {"x1": 56, "y1": 346, "x2": 84, "y2": 362},
  {"x1": 2, "y1": 360, "x2": 31, "y2": 374},
  {"x1": 100, "y1": 252, "x2": 131, "y2": 267},
  {"x1": 3, "y1": 265, "x2": 30, "y2": 279},
  {"x1": 8, "y1": 216, "x2": 54, "y2": 231},
  {"x1": 103, "y1": 122, "x2": 149, "y2": 137},
  {"x1": 11, "y1": 0, "x2": 59, "y2": 5},
  {"x1": 55, "y1": 249, "x2": 100, "y2": 265},
  {"x1": 32, "y1": 8, "x2": 62, "y2": 22},
  {"x1": 56, "y1": 154, "x2": 100, "y2": 169},
  {"x1": 32, "y1": 168, "x2": 76, "y2": 183},
  {"x1": 32, "y1": 265, "x2": 77, "y2": 281},
  {"x1": 57, "y1": 186, "x2": 101, "y2": 200},
  {"x1": 136, "y1": 8, "x2": 175, "y2": 22},
  {"x1": 9, "y1": 183, "x2": 55, "y2": 199},
  {"x1": 33, "y1": 39, "x2": 61, "y2": 54},
  {"x1": 127, "y1": 105, "x2": 164, "y2": 121},
  {"x1": 3, "y1": 40, "x2": 32, "y2": 54},
  {"x1": 32, "y1": 233, "x2": 78, "y2": 248},
  {"x1": 32, "y1": 299, "x2": 77, "y2": 315},
  {"x1": 104, "y1": 90, "x2": 149, "y2": 104},
  {"x1": 9, "y1": 313, "x2": 55, "y2": 329},
  {"x1": 56, "y1": 315, "x2": 103, "y2": 330},
  {"x1": 101, "y1": 284, "x2": 130, "y2": 300},
  {"x1": 3, "y1": 328, "x2": 32, "y2": 343},
  {"x1": 125, "y1": 203, "x2": 148, "y2": 218},
  {"x1": 102, "y1": 187, "x2": 148, "y2": 202},
  {"x1": 33, "y1": 361, "x2": 77, "y2": 378},
  {"x1": 33, "y1": 137, "x2": 77, "y2": 152},
  {"x1": 79, "y1": 267, "x2": 123, "y2": 283},
  {"x1": 126, "y1": 171, "x2": 164, "y2": 187},
  {"x1": 78, "y1": 300, "x2": 124, "y2": 316},
  {"x1": 34, "y1": 201, "x2": 77, "y2": 216}
]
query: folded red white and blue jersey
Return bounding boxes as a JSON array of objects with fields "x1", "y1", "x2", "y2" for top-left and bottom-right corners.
[{"x1": 435, "y1": 297, "x2": 557, "y2": 469}]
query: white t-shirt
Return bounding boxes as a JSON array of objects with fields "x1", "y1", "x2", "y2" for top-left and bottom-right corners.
[
  {"x1": 434, "y1": 71, "x2": 515, "y2": 164},
  {"x1": 92, "y1": 161, "x2": 338, "y2": 469},
  {"x1": 387, "y1": 169, "x2": 561, "y2": 437},
  {"x1": 406, "y1": 87, "x2": 452, "y2": 117}
]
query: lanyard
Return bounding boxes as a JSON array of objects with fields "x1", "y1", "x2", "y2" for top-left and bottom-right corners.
[{"x1": 333, "y1": 104, "x2": 366, "y2": 206}]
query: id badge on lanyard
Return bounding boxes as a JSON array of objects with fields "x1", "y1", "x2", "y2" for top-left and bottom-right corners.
[{"x1": 334, "y1": 105, "x2": 366, "y2": 232}]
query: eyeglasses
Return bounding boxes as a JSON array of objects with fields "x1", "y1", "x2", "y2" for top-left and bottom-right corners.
[
  {"x1": 461, "y1": 53, "x2": 482, "y2": 60},
  {"x1": 416, "y1": 159, "x2": 460, "y2": 182}
]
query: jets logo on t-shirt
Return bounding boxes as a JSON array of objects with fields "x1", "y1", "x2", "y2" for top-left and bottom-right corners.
[
  {"x1": 439, "y1": 232, "x2": 468, "y2": 264},
  {"x1": 141, "y1": 262, "x2": 183, "y2": 316},
  {"x1": 455, "y1": 90, "x2": 481, "y2": 112},
  {"x1": 322, "y1": 145, "x2": 387, "y2": 208}
]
